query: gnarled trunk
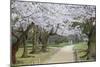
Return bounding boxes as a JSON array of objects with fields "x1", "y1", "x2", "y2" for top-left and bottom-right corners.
[
  {"x1": 11, "y1": 23, "x2": 35, "y2": 64},
  {"x1": 87, "y1": 25, "x2": 96, "y2": 60},
  {"x1": 30, "y1": 26, "x2": 38, "y2": 53},
  {"x1": 40, "y1": 31, "x2": 49, "y2": 52},
  {"x1": 41, "y1": 43, "x2": 47, "y2": 52},
  {"x1": 21, "y1": 36, "x2": 28, "y2": 57},
  {"x1": 11, "y1": 40, "x2": 19, "y2": 64},
  {"x1": 30, "y1": 35, "x2": 36, "y2": 53}
]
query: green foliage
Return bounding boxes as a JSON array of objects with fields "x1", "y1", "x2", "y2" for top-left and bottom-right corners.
[
  {"x1": 72, "y1": 18, "x2": 95, "y2": 36},
  {"x1": 49, "y1": 42, "x2": 68, "y2": 47},
  {"x1": 12, "y1": 16, "x2": 19, "y2": 25},
  {"x1": 48, "y1": 35, "x2": 68, "y2": 45},
  {"x1": 71, "y1": 22, "x2": 81, "y2": 27},
  {"x1": 12, "y1": 36, "x2": 17, "y2": 44},
  {"x1": 55, "y1": 38, "x2": 67, "y2": 44},
  {"x1": 74, "y1": 42, "x2": 88, "y2": 61},
  {"x1": 74, "y1": 42, "x2": 88, "y2": 50},
  {"x1": 82, "y1": 22, "x2": 93, "y2": 34}
]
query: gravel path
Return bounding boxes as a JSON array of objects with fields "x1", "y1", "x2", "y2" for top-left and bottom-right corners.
[{"x1": 44, "y1": 45, "x2": 75, "y2": 63}]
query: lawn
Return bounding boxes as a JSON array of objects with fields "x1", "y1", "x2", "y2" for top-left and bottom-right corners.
[
  {"x1": 48, "y1": 42, "x2": 69, "y2": 47},
  {"x1": 74, "y1": 42, "x2": 88, "y2": 50},
  {"x1": 73, "y1": 42, "x2": 88, "y2": 61},
  {"x1": 14, "y1": 44, "x2": 60, "y2": 66}
]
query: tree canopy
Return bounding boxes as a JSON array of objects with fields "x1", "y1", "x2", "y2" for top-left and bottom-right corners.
[{"x1": 11, "y1": 1, "x2": 96, "y2": 37}]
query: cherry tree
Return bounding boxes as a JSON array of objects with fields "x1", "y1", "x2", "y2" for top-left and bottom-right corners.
[{"x1": 11, "y1": 0, "x2": 96, "y2": 63}]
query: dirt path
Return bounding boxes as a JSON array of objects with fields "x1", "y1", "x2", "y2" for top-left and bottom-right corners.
[{"x1": 43, "y1": 45, "x2": 75, "y2": 64}]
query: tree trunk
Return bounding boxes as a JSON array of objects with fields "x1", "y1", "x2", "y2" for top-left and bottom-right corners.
[
  {"x1": 41, "y1": 44, "x2": 47, "y2": 52},
  {"x1": 11, "y1": 23, "x2": 35, "y2": 64},
  {"x1": 30, "y1": 37, "x2": 36, "y2": 53},
  {"x1": 87, "y1": 25, "x2": 96, "y2": 60},
  {"x1": 41, "y1": 32, "x2": 49, "y2": 52},
  {"x1": 11, "y1": 41, "x2": 19, "y2": 64},
  {"x1": 21, "y1": 37, "x2": 28, "y2": 58},
  {"x1": 30, "y1": 28, "x2": 37, "y2": 53},
  {"x1": 11, "y1": 45, "x2": 16, "y2": 64},
  {"x1": 87, "y1": 38, "x2": 91, "y2": 59}
]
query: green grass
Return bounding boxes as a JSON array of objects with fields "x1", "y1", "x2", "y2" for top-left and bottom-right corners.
[
  {"x1": 73, "y1": 42, "x2": 88, "y2": 61},
  {"x1": 15, "y1": 42, "x2": 69, "y2": 66},
  {"x1": 74, "y1": 42, "x2": 88, "y2": 50},
  {"x1": 48, "y1": 42, "x2": 69, "y2": 47},
  {"x1": 15, "y1": 46, "x2": 60, "y2": 66}
]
